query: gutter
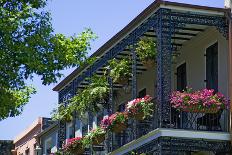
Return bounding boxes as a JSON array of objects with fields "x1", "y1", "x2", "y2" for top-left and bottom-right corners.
[{"x1": 230, "y1": 14, "x2": 232, "y2": 146}]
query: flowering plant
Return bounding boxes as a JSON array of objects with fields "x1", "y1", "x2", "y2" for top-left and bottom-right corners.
[
  {"x1": 170, "y1": 88, "x2": 229, "y2": 113},
  {"x1": 85, "y1": 127, "x2": 106, "y2": 145},
  {"x1": 62, "y1": 137, "x2": 84, "y2": 154},
  {"x1": 100, "y1": 112, "x2": 128, "y2": 132},
  {"x1": 126, "y1": 95, "x2": 154, "y2": 120}
]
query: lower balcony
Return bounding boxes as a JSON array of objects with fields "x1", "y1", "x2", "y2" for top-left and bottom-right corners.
[
  {"x1": 108, "y1": 100, "x2": 230, "y2": 154},
  {"x1": 110, "y1": 128, "x2": 231, "y2": 155}
]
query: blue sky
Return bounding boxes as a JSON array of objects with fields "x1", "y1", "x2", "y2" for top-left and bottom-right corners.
[{"x1": 0, "y1": 0, "x2": 224, "y2": 140}]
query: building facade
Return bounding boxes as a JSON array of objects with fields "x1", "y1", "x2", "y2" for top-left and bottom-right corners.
[
  {"x1": 53, "y1": 0, "x2": 232, "y2": 154},
  {"x1": 36, "y1": 122, "x2": 59, "y2": 155},
  {"x1": 13, "y1": 117, "x2": 53, "y2": 155}
]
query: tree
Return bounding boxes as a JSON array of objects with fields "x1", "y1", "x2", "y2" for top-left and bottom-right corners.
[{"x1": 0, "y1": 0, "x2": 96, "y2": 120}]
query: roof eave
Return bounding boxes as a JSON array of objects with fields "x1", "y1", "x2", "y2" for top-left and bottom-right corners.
[{"x1": 53, "y1": 0, "x2": 229, "y2": 92}]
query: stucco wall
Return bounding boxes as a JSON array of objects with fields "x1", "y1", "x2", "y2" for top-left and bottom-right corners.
[
  {"x1": 14, "y1": 125, "x2": 41, "y2": 155},
  {"x1": 174, "y1": 27, "x2": 229, "y2": 96},
  {"x1": 114, "y1": 65, "x2": 157, "y2": 108},
  {"x1": 113, "y1": 27, "x2": 229, "y2": 109}
]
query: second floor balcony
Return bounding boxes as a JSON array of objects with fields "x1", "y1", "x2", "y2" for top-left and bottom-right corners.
[{"x1": 54, "y1": 1, "x2": 232, "y2": 154}]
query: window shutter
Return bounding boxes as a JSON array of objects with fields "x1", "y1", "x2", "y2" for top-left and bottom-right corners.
[{"x1": 206, "y1": 42, "x2": 218, "y2": 92}]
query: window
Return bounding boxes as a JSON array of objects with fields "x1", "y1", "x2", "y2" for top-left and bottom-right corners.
[
  {"x1": 25, "y1": 148, "x2": 30, "y2": 155},
  {"x1": 177, "y1": 63, "x2": 187, "y2": 91},
  {"x1": 88, "y1": 113, "x2": 94, "y2": 129},
  {"x1": 172, "y1": 63, "x2": 187, "y2": 128},
  {"x1": 206, "y1": 42, "x2": 218, "y2": 92},
  {"x1": 118, "y1": 103, "x2": 125, "y2": 112},
  {"x1": 66, "y1": 123, "x2": 74, "y2": 139},
  {"x1": 138, "y1": 88, "x2": 146, "y2": 98},
  {"x1": 75, "y1": 119, "x2": 82, "y2": 137},
  {"x1": 44, "y1": 137, "x2": 52, "y2": 155}
]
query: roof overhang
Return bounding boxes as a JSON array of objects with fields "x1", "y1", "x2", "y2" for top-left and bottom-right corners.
[
  {"x1": 36, "y1": 122, "x2": 58, "y2": 138},
  {"x1": 14, "y1": 117, "x2": 43, "y2": 144},
  {"x1": 53, "y1": 0, "x2": 230, "y2": 92}
]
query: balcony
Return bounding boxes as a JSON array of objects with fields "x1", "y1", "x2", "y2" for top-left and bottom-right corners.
[{"x1": 109, "y1": 98, "x2": 230, "y2": 152}]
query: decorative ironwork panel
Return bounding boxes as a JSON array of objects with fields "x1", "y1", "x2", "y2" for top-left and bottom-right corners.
[
  {"x1": 124, "y1": 138, "x2": 161, "y2": 155},
  {"x1": 58, "y1": 121, "x2": 66, "y2": 148},
  {"x1": 169, "y1": 11, "x2": 229, "y2": 39},
  {"x1": 58, "y1": 82, "x2": 74, "y2": 104},
  {"x1": 125, "y1": 137, "x2": 231, "y2": 155},
  {"x1": 105, "y1": 76, "x2": 113, "y2": 153},
  {"x1": 131, "y1": 48, "x2": 137, "y2": 140},
  {"x1": 131, "y1": 49, "x2": 137, "y2": 99},
  {"x1": 155, "y1": 8, "x2": 174, "y2": 128},
  {"x1": 57, "y1": 82, "x2": 76, "y2": 149},
  {"x1": 72, "y1": 15, "x2": 158, "y2": 87}
]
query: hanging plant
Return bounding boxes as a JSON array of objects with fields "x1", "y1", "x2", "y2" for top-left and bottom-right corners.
[
  {"x1": 108, "y1": 59, "x2": 131, "y2": 85},
  {"x1": 51, "y1": 103, "x2": 73, "y2": 122},
  {"x1": 170, "y1": 88, "x2": 229, "y2": 113},
  {"x1": 136, "y1": 38, "x2": 157, "y2": 68},
  {"x1": 126, "y1": 95, "x2": 154, "y2": 120},
  {"x1": 89, "y1": 76, "x2": 109, "y2": 104},
  {"x1": 62, "y1": 137, "x2": 85, "y2": 155},
  {"x1": 70, "y1": 76, "x2": 109, "y2": 118},
  {"x1": 52, "y1": 76, "x2": 109, "y2": 121},
  {"x1": 100, "y1": 112, "x2": 128, "y2": 133},
  {"x1": 85, "y1": 127, "x2": 106, "y2": 145}
]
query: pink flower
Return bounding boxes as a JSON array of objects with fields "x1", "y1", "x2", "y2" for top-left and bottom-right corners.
[
  {"x1": 100, "y1": 116, "x2": 111, "y2": 129},
  {"x1": 170, "y1": 88, "x2": 229, "y2": 111}
]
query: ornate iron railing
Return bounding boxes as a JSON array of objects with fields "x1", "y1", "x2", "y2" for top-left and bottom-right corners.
[
  {"x1": 110, "y1": 99, "x2": 230, "y2": 152},
  {"x1": 170, "y1": 108, "x2": 230, "y2": 132}
]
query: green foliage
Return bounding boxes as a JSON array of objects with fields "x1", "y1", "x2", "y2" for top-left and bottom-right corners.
[
  {"x1": 87, "y1": 127, "x2": 105, "y2": 139},
  {"x1": 136, "y1": 38, "x2": 157, "y2": 61},
  {"x1": 88, "y1": 75, "x2": 109, "y2": 102},
  {"x1": 0, "y1": 86, "x2": 36, "y2": 120},
  {"x1": 110, "y1": 112, "x2": 128, "y2": 128},
  {"x1": 84, "y1": 127, "x2": 106, "y2": 146},
  {"x1": 70, "y1": 76, "x2": 109, "y2": 118},
  {"x1": 51, "y1": 103, "x2": 73, "y2": 122},
  {"x1": 0, "y1": 0, "x2": 96, "y2": 119},
  {"x1": 108, "y1": 59, "x2": 131, "y2": 83},
  {"x1": 52, "y1": 76, "x2": 109, "y2": 121}
]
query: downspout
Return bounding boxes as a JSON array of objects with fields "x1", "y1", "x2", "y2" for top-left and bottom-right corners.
[{"x1": 226, "y1": 8, "x2": 232, "y2": 145}]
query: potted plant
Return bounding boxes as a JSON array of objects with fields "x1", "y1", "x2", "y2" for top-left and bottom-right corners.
[
  {"x1": 62, "y1": 137, "x2": 85, "y2": 155},
  {"x1": 101, "y1": 112, "x2": 128, "y2": 133},
  {"x1": 136, "y1": 38, "x2": 157, "y2": 68},
  {"x1": 170, "y1": 88, "x2": 229, "y2": 113},
  {"x1": 51, "y1": 103, "x2": 73, "y2": 122},
  {"x1": 86, "y1": 127, "x2": 106, "y2": 145},
  {"x1": 89, "y1": 76, "x2": 109, "y2": 105},
  {"x1": 108, "y1": 59, "x2": 131, "y2": 85},
  {"x1": 126, "y1": 95, "x2": 154, "y2": 120},
  {"x1": 69, "y1": 76, "x2": 109, "y2": 118}
]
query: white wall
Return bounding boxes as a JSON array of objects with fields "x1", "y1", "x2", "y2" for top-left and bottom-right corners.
[
  {"x1": 113, "y1": 27, "x2": 229, "y2": 109},
  {"x1": 174, "y1": 27, "x2": 229, "y2": 97}
]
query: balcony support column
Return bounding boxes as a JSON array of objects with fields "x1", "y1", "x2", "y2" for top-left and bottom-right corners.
[
  {"x1": 155, "y1": 8, "x2": 174, "y2": 128},
  {"x1": 105, "y1": 75, "x2": 114, "y2": 153},
  {"x1": 57, "y1": 83, "x2": 74, "y2": 148},
  {"x1": 131, "y1": 47, "x2": 137, "y2": 139}
]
